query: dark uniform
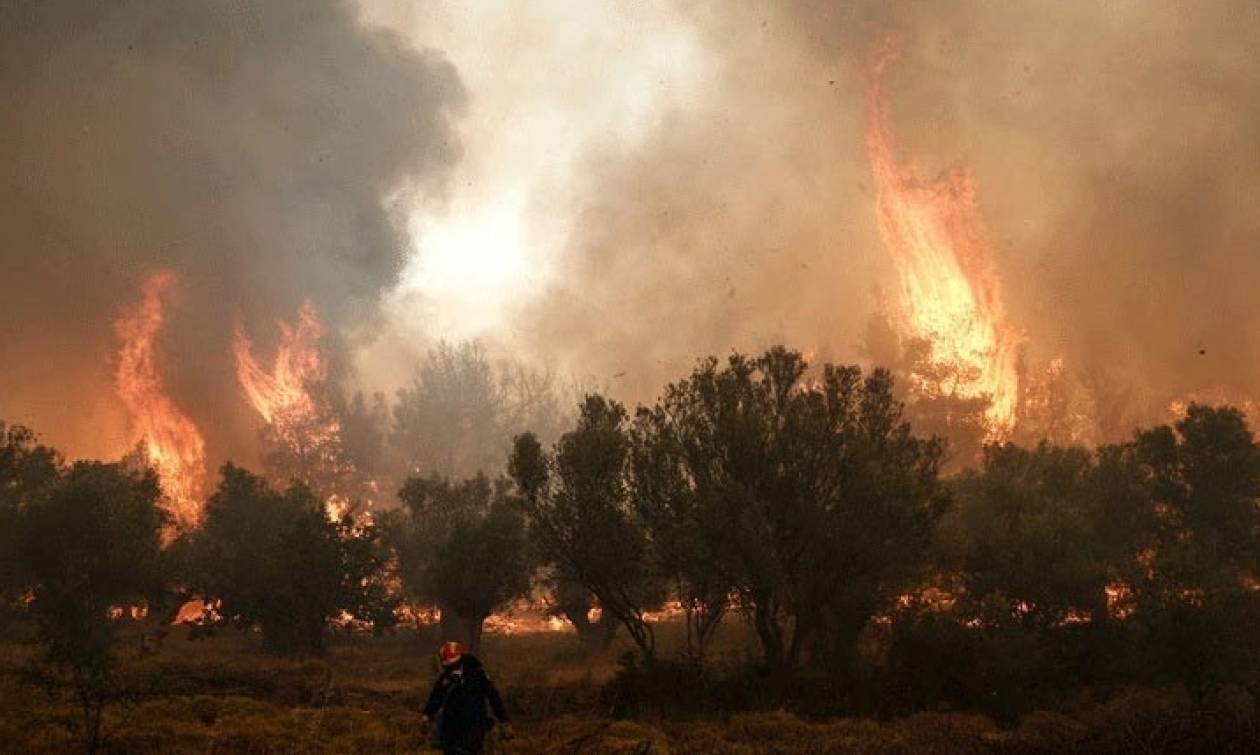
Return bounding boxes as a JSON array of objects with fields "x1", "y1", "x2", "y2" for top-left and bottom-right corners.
[{"x1": 423, "y1": 653, "x2": 509, "y2": 754}]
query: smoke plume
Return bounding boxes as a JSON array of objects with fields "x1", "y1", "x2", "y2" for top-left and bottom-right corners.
[
  {"x1": 502, "y1": 0, "x2": 1260, "y2": 435},
  {"x1": 5, "y1": 0, "x2": 1260, "y2": 469},
  {"x1": 0, "y1": 0, "x2": 464, "y2": 462}
]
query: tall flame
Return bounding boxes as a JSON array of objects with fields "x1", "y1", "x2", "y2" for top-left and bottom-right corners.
[
  {"x1": 233, "y1": 302, "x2": 328, "y2": 426},
  {"x1": 861, "y1": 42, "x2": 1022, "y2": 435},
  {"x1": 115, "y1": 271, "x2": 207, "y2": 528},
  {"x1": 232, "y1": 302, "x2": 344, "y2": 487}
]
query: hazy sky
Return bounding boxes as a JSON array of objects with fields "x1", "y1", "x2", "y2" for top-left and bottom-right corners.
[
  {"x1": 361, "y1": 0, "x2": 1260, "y2": 427},
  {"x1": 2, "y1": 0, "x2": 1258, "y2": 464}
]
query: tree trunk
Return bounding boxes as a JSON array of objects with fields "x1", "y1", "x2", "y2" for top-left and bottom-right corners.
[
  {"x1": 555, "y1": 579, "x2": 618, "y2": 654},
  {"x1": 573, "y1": 613, "x2": 619, "y2": 653},
  {"x1": 753, "y1": 600, "x2": 785, "y2": 673},
  {"x1": 751, "y1": 598, "x2": 792, "y2": 696},
  {"x1": 438, "y1": 604, "x2": 485, "y2": 653}
]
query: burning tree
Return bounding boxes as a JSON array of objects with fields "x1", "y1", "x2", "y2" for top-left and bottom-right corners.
[
  {"x1": 233, "y1": 303, "x2": 359, "y2": 504},
  {"x1": 861, "y1": 41, "x2": 1023, "y2": 441},
  {"x1": 186, "y1": 464, "x2": 395, "y2": 656}
]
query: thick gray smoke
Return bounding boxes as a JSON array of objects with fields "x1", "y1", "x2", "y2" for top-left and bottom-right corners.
[
  {"x1": 5, "y1": 0, "x2": 1259, "y2": 466},
  {"x1": 0, "y1": 0, "x2": 464, "y2": 461},
  {"x1": 516, "y1": 0, "x2": 1260, "y2": 438}
]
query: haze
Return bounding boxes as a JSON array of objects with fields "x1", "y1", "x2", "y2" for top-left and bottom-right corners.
[{"x1": 2, "y1": 0, "x2": 1258, "y2": 470}]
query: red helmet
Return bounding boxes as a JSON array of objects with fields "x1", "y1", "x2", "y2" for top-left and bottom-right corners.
[{"x1": 438, "y1": 640, "x2": 465, "y2": 666}]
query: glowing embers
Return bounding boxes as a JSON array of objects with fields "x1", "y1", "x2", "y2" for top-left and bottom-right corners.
[
  {"x1": 861, "y1": 43, "x2": 1022, "y2": 437},
  {"x1": 115, "y1": 271, "x2": 207, "y2": 529}
]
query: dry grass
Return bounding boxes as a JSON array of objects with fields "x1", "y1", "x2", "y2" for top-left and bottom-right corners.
[{"x1": 1, "y1": 624, "x2": 1256, "y2": 754}]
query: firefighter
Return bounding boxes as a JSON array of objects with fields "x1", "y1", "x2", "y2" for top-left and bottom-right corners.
[{"x1": 421, "y1": 640, "x2": 513, "y2": 754}]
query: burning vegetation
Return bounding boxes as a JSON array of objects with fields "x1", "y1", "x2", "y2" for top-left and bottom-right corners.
[
  {"x1": 114, "y1": 271, "x2": 207, "y2": 530},
  {"x1": 233, "y1": 303, "x2": 355, "y2": 499},
  {"x1": 5, "y1": 1, "x2": 1260, "y2": 752},
  {"x1": 862, "y1": 42, "x2": 1022, "y2": 440}
]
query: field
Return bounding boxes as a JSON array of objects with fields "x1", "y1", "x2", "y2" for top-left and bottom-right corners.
[{"x1": 2, "y1": 619, "x2": 1256, "y2": 755}]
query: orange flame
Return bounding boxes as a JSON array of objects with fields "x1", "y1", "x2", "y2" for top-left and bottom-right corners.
[
  {"x1": 115, "y1": 271, "x2": 207, "y2": 529},
  {"x1": 862, "y1": 41, "x2": 1022, "y2": 436},
  {"x1": 232, "y1": 302, "x2": 345, "y2": 490},
  {"x1": 233, "y1": 302, "x2": 328, "y2": 426}
]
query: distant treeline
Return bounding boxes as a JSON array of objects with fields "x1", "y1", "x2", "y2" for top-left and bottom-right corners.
[{"x1": 4, "y1": 346, "x2": 1260, "y2": 741}]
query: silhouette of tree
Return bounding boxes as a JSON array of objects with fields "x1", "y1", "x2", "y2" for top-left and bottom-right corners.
[
  {"x1": 17, "y1": 460, "x2": 167, "y2": 754},
  {"x1": 391, "y1": 341, "x2": 576, "y2": 481},
  {"x1": 944, "y1": 443, "x2": 1117, "y2": 629},
  {"x1": 510, "y1": 397, "x2": 666, "y2": 661},
  {"x1": 382, "y1": 473, "x2": 531, "y2": 651},
  {"x1": 1130, "y1": 404, "x2": 1260, "y2": 700},
  {"x1": 187, "y1": 464, "x2": 394, "y2": 656},
  {"x1": 392, "y1": 341, "x2": 506, "y2": 478},
  {"x1": 0, "y1": 421, "x2": 60, "y2": 614},
  {"x1": 636, "y1": 348, "x2": 947, "y2": 681},
  {"x1": 630, "y1": 402, "x2": 734, "y2": 663}
]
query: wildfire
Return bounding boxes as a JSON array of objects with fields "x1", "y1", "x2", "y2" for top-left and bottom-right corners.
[
  {"x1": 233, "y1": 302, "x2": 329, "y2": 425},
  {"x1": 233, "y1": 302, "x2": 346, "y2": 491},
  {"x1": 861, "y1": 41, "x2": 1022, "y2": 436},
  {"x1": 115, "y1": 271, "x2": 207, "y2": 529},
  {"x1": 1168, "y1": 390, "x2": 1259, "y2": 422}
]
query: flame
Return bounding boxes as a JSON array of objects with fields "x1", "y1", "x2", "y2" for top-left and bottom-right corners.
[
  {"x1": 233, "y1": 302, "x2": 329, "y2": 426},
  {"x1": 232, "y1": 302, "x2": 345, "y2": 486},
  {"x1": 1167, "y1": 389, "x2": 1258, "y2": 422},
  {"x1": 861, "y1": 41, "x2": 1022, "y2": 436},
  {"x1": 114, "y1": 271, "x2": 207, "y2": 529},
  {"x1": 482, "y1": 609, "x2": 570, "y2": 635}
]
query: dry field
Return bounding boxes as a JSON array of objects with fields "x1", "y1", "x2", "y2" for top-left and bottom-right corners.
[{"x1": 0, "y1": 621, "x2": 1254, "y2": 755}]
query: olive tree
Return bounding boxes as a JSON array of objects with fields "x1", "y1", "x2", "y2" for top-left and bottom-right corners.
[
  {"x1": 510, "y1": 396, "x2": 666, "y2": 661},
  {"x1": 382, "y1": 473, "x2": 531, "y2": 651}
]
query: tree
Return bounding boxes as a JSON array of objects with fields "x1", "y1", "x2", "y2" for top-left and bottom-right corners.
[
  {"x1": 334, "y1": 390, "x2": 389, "y2": 479},
  {"x1": 508, "y1": 432, "x2": 620, "y2": 654},
  {"x1": 1129, "y1": 404, "x2": 1260, "y2": 699},
  {"x1": 18, "y1": 461, "x2": 168, "y2": 754},
  {"x1": 392, "y1": 341, "x2": 506, "y2": 478},
  {"x1": 0, "y1": 421, "x2": 60, "y2": 615},
  {"x1": 1134, "y1": 405, "x2": 1260, "y2": 597},
  {"x1": 500, "y1": 361, "x2": 576, "y2": 449},
  {"x1": 629, "y1": 403, "x2": 734, "y2": 663},
  {"x1": 329, "y1": 388, "x2": 390, "y2": 505},
  {"x1": 933, "y1": 441, "x2": 1154, "y2": 702},
  {"x1": 390, "y1": 340, "x2": 576, "y2": 481},
  {"x1": 637, "y1": 348, "x2": 947, "y2": 679},
  {"x1": 188, "y1": 464, "x2": 394, "y2": 656},
  {"x1": 510, "y1": 397, "x2": 666, "y2": 661},
  {"x1": 943, "y1": 443, "x2": 1114, "y2": 629},
  {"x1": 382, "y1": 473, "x2": 531, "y2": 651},
  {"x1": 863, "y1": 314, "x2": 990, "y2": 471},
  {"x1": 543, "y1": 572, "x2": 621, "y2": 654}
]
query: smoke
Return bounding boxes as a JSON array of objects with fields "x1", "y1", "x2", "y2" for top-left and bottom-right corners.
[
  {"x1": 0, "y1": 0, "x2": 464, "y2": 461},
  {"x1": 5, "y1": 0, "x2": 1259, "y2": 468},
  {"x1": 779, "y1": 0, "x2": 1260, "y2": 434},
  {"x1": 490, "y1": 0, "x2": 1260, "y2": 432}
]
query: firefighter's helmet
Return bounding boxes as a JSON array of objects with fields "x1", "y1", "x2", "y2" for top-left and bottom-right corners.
[{"x1": 438, "y1": 640, "x2": 465, "y2": 666}]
